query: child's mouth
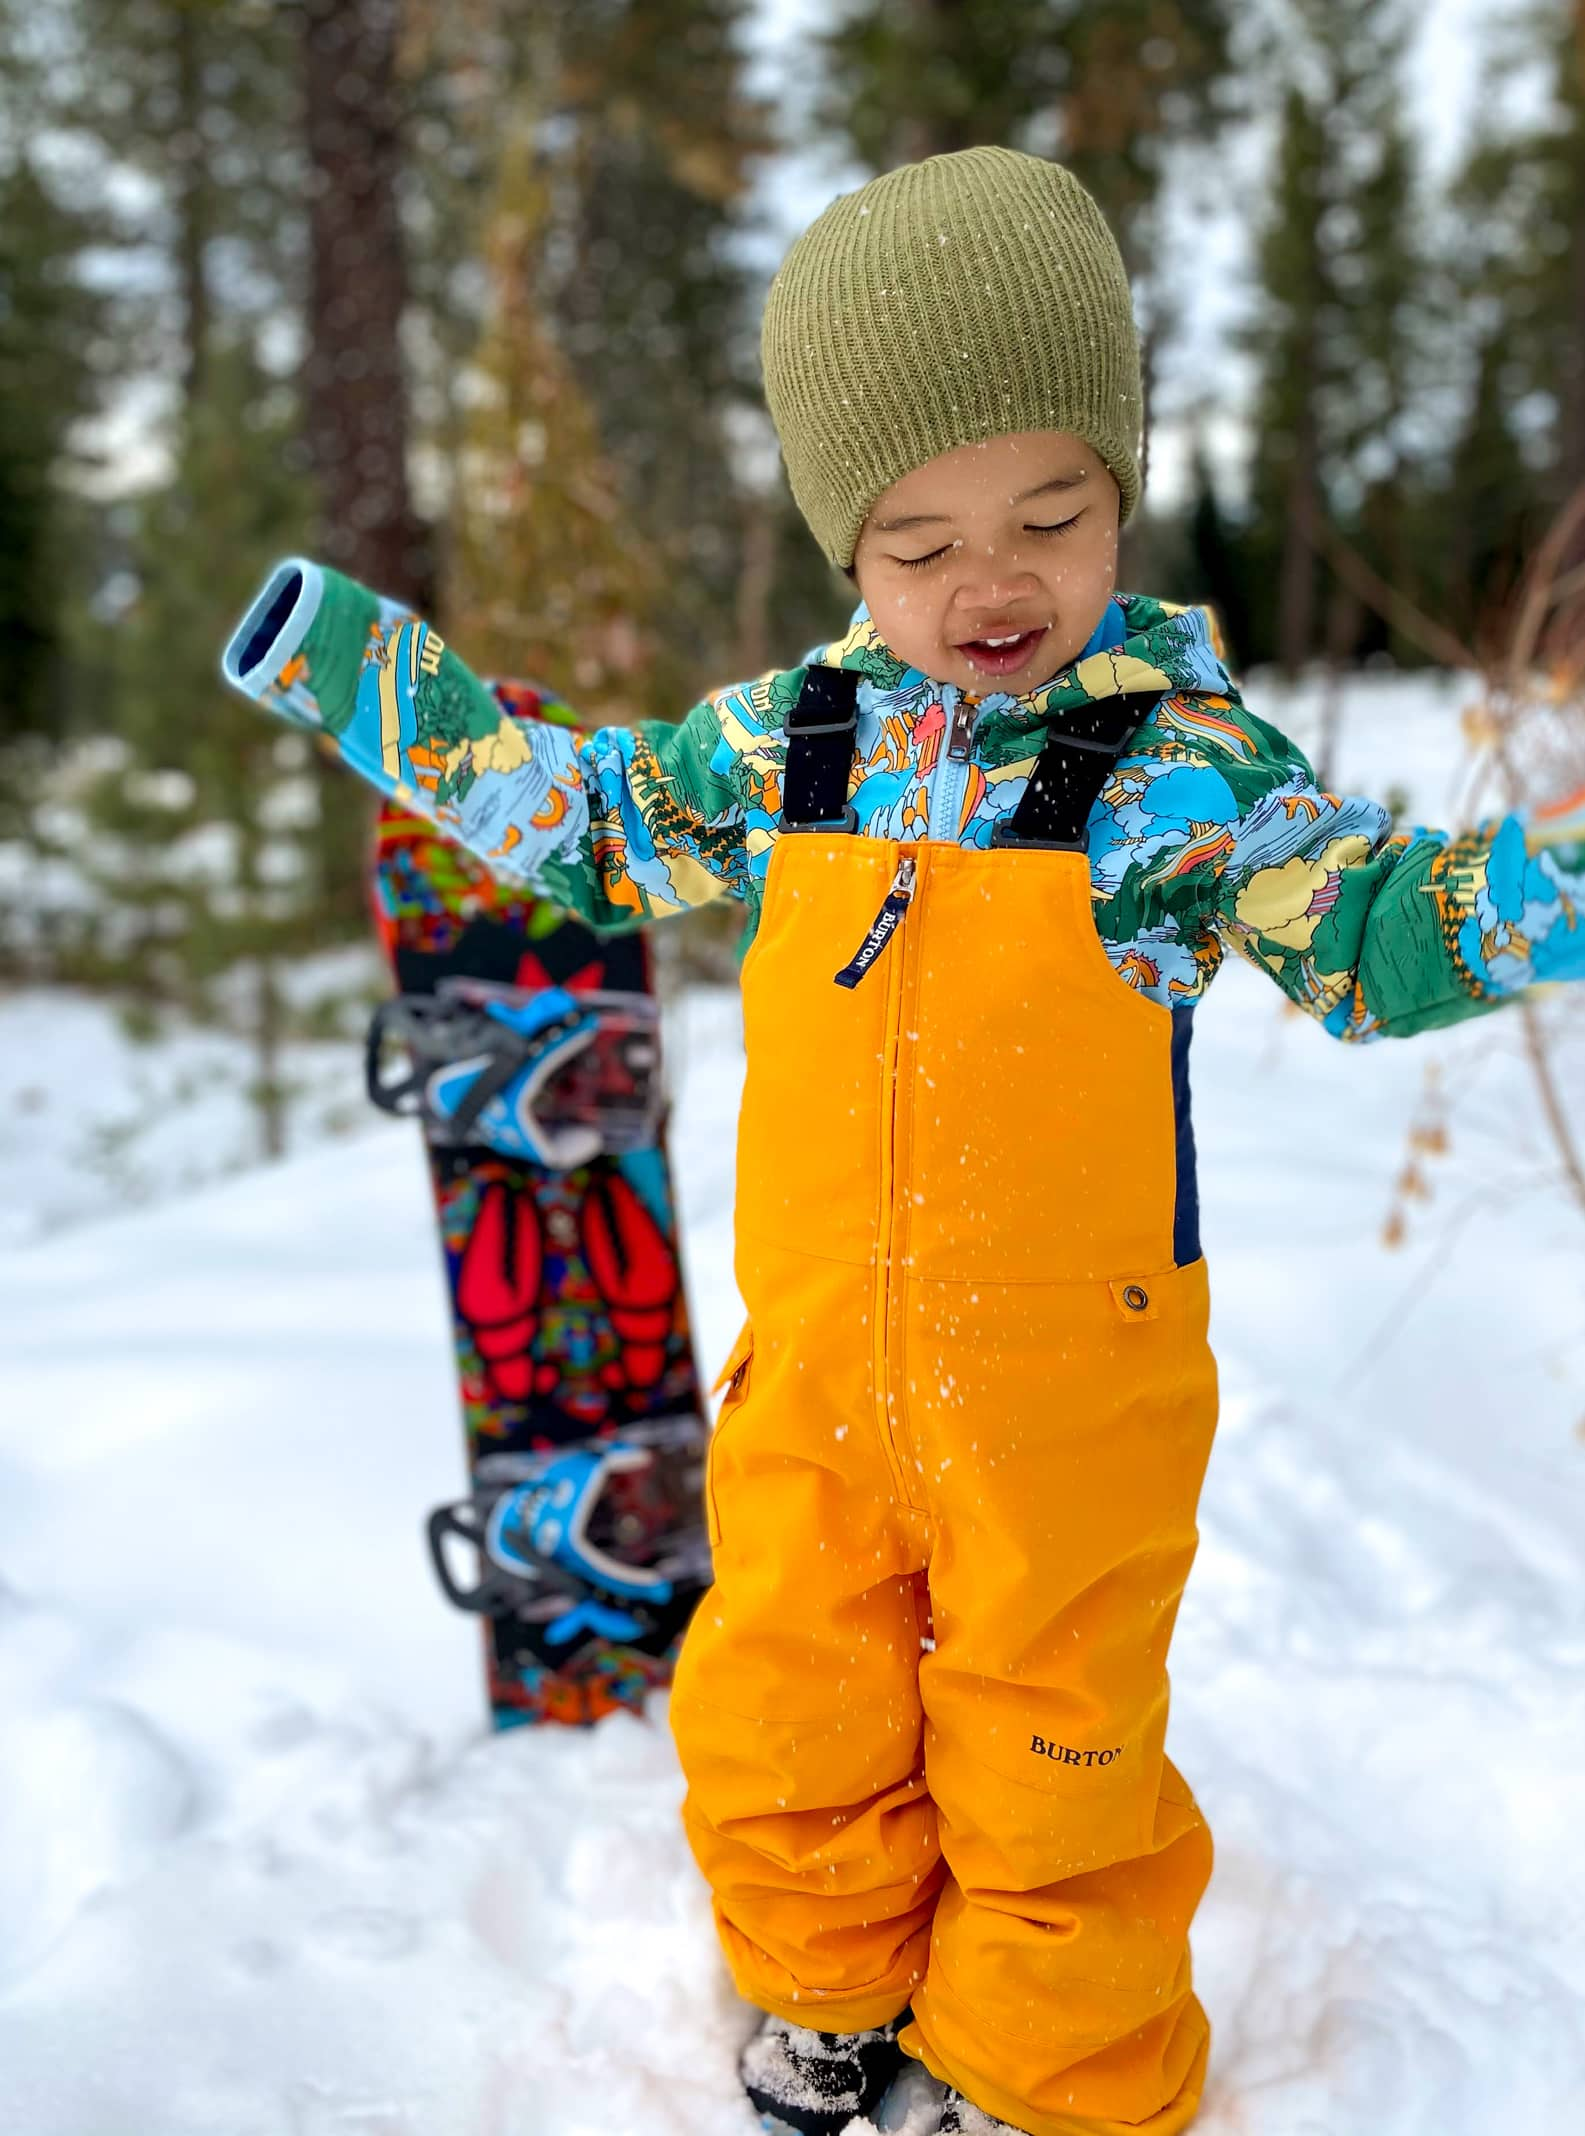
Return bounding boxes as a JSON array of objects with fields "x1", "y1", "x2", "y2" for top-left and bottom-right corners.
[{"x1": 955, "y1": 626, "x2": 1048, "y2": 677}]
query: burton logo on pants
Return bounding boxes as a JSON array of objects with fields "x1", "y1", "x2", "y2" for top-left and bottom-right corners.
[{"x1": 1031, "y1": 1735, "x2": 1124, "y2": 1768}]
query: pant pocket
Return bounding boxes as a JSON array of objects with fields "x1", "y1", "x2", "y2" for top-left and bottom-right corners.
[{"x1": 705, "y1": 1320, "x2": 754, "y2": 1549}]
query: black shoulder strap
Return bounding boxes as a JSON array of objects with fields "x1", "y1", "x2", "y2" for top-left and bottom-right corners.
[
  {"x1": 992, "y1": 688, "x2": 1168, "y2": 851},
  {"x1": 782, "y1": 665, "x2": 860, "y2": 834}
]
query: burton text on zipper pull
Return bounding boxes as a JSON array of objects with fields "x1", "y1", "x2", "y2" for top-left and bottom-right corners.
[{"x1": 834, "y1": 856, "x2": 916, "y2": 989}]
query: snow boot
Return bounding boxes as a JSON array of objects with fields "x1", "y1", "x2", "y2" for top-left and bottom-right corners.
[
  {"x1": 740, "y1": 2010, "x2": 909, "y2": 2133},
  {"x1": 937, "y1": 2094, "x2": 1027, "y2": 2135}
]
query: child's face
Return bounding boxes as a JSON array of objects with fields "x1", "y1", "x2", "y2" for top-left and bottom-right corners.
[{"x1": 851, "y1": 430, "x2": 1121, "y2": 696}]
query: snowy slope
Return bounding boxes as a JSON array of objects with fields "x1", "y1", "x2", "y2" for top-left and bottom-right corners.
[
  {"x1": 2, "y1": 673, "x2": 1583, "y2": 2133},
  {"x1": 0, "y1": 947, "x2": 387, "y2": 1252}
]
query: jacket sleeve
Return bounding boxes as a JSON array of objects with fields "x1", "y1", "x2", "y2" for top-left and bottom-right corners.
[
  {"x1": 1202, "y1": 708, "x2": 1585, "y2": 1043},
  {"x1": 220, "y1": 558, "x2": 751, "y2": 928}
]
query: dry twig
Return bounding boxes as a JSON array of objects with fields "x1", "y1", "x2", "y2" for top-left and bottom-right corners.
[{"x1": 1299, "y1": 487, "x2": 1585, "y2": 1225}]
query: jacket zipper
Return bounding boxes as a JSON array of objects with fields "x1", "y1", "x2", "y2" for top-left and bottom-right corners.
[
  {"x1": 833, "y1": 854, "x2": 916, "y2": 988},
  {"x1": 947, "y1": 688, "x2": 978, "y2": 759},
  {"x1": 926, "y1": 683, "x2": 978, "y2": 842}
]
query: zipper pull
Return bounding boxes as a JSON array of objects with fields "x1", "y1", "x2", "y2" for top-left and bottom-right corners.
[
  {"x1": 834, "y1": 856, "x2": 916, "y2": 989},
  {"x1": 947, "y1": 691, "x2": 978, "y2": 762}
]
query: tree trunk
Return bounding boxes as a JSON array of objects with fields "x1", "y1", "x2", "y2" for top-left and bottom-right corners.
[
  {"x1": 253, "y1": 952, "x2": 288, "y2": 1162},
  {"x1": 1137, "y1": 302, "x2": 1157, "y2": 506},
  {"x1": 734, "y1": 488, "x2": 777, "y2": 681},
  {"x1": 1278, "y1": 363, "x2": 1320, "y2": 677},
  {"x1": 301, "y1": 0, "x2": 429, "y2": 604},
  {"x1": 1123, "y1": 287, "x2": 1164, "y2": 586},
  {"x1": 236, "y1": 799, "x2": 290, "y2": 1163},
  {"x1": 894, "y1": 0, "x2": 976, "y2": 161},
  {"x1": 1362, "y1": 473, "x2": 1408, "y2": 665},
  {"x1": 1555, "y1": 0, "x2": 1585, "y2": 624},
  {"x1": 173, "y1": 3, "x2": 210, "y2": 408},
  {"x1": 1314, "y1": 571, "x2": 1361, "y2": 789},
  {"x1": 1569, "y1": 0, "x2": 1585, "y2": 480}
]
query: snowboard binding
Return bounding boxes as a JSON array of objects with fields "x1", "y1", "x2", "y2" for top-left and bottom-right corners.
[
  {"x1": 367, "y1": 980, "x2": 665, "y2": 1168},
  {"x1": 427, "y1": 1436, "x2": 709, "y2": 1664}
]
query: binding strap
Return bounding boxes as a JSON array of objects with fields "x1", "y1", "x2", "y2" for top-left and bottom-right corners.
[
  {"x1": 783, "y1": 665, "x2": 860, "y2": 834},
  {"x1": 992, "y1": 687, "x2": 1168, "y2": 851}
]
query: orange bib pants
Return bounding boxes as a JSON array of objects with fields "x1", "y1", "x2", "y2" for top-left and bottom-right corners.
[{"x1": 670, "y1": 833, "x2": 1219, "y2": 2136}]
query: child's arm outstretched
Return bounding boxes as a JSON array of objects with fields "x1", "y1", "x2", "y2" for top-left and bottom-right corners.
[
  {"x1": 221, "y1": 559, "x2": 750, "y2": 928},
  {"x1": 1202, "y1": 707, "x2": 1585, "y2": 1042}
]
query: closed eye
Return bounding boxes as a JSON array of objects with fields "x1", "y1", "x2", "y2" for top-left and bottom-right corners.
[{"x1": 891, "y1": 513, "x2": 1084, "y2": 570}]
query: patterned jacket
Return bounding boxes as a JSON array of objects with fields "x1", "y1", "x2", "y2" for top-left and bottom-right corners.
[{"x1": 226, "y1": 561, "x2": 1585, "y2": 1041}]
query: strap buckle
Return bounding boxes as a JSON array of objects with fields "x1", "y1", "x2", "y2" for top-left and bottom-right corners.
[
  {"x1": 786, "y1": 805, "x2": 861, "y2": 835},
  {"x1": 784, "y1": 664, "x2": 860, "y2": 733},
  {"x1": 782, "y1": 664, "x2": 860, "y2": 835},
  {"x1": 994, "y1": 687, "x2": 1167, "y2": 851},
  {"x1": 988, "y1": 821, "x2": 1086, "y2": 853}
]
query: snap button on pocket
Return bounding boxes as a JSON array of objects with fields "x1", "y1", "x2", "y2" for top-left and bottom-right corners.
[{"x1": 1109, "y1": 1277, "x2": 1161, "y2": 1321}]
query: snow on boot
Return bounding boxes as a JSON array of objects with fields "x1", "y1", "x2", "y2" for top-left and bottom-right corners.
[
  {"x1": 740, "y1": 2011, "x2": 908, "y2": 2134},
  {"x1": 937, "y1": 2093, "x2": 1028, "y2": 2135}
]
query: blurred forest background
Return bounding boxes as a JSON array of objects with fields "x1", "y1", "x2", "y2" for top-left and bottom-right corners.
[{"x1": 1, "y1": 0, "x2": 1583, "y2": 1168}]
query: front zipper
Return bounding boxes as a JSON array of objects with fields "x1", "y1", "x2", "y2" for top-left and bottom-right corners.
[
  {"x1": 946, "y1": 689, "x2": 977, "y2": 760},
  {"x1": 833, "y1": 854, "x2": 916, "y2": 988},
  {"x1": 873, "y1": 846, "x2": 919, "y2": 1509},
  {"x1": 926, "y1": 683, "x2": 978, "y2": 842}
]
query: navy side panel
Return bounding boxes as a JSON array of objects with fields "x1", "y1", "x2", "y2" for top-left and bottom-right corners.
[{"x1": 1171, "y1": 1006, "x2": 1202, "y2": 1267}]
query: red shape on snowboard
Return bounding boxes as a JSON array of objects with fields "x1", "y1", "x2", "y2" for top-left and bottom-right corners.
[
  {"x1": 456, "y1": 1181, "x2": 544, "y2": 1402},
  {"x1": 580, "y1": 1174, "x2": 679, "y2": 1405}
]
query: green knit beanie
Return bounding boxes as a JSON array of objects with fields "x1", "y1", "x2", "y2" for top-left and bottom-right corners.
[{"x1": 762, "y1": 147, "x2": 1143, "y2": 570}]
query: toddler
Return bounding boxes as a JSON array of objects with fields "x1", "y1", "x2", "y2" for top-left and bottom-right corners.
[{"x1": 224, "y1": 148, "x2": 1585, "y2": 2136}]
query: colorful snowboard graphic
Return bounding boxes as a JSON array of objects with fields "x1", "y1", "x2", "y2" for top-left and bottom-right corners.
[{"x1": 370, "y1": 692, "x2": 710, "y2": 1728}]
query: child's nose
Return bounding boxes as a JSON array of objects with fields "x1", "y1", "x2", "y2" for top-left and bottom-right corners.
[{"x1": 951, "y1": 562, "x2": 1043, "y2": 612}]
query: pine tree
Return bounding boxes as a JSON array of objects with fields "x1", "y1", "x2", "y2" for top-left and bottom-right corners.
[
  {"x1": 1443, "y1": 2, "x2": 1585, "y2": 640},
  {"x1": 29, "y1": 0, "x2": 304, "y2": 399},
  {"x1": 819, "y1": 0, "x2": 1066, "y2": 168},
  {"x1": 545, "y1": 0, "x2": 770, "y2": 573},
  {"x1": 445, "y1": 128, "x2": 661, "y2": 719},
  {"x1": 0, "y1": 158, "x2": 104, "y2": 757},
  {"x1": 1180, "y1": 438, "x2": 1254, "y2": 667},
  {"x1": 1333, "y1": 90, "x2": 1425, "y2": 662},
  {"x1": 1241, "y1": 0, "x2": 1431, "y2": 672},
  {"x1": 1245, "y1": 80, "x2": 1327, "y2": 672},
  {"x1": 818, "y1": 0, "x2": 1234, "y2": 243},
  {"x1": 812, "y1": 0, "x2": 1237, "y2": 571},
  {"x1": 12, "y1": 0, "x2": 387, "y2": 1031},
  {"x1": 398, "y1": 0, "x2": 773, "y2": 704},
  {"x1": 301, "y1": 0, "x2": 430, "y2": 604},
  {"x1": 294, "y1": 0, "x2": 432, "y2": 932},
  {"x1": 67, "y1": 346, "x2": 352, "y2": 1159},
  {"x1": 1433, "y1": 332, "x2": 1546, "y2": 656}
]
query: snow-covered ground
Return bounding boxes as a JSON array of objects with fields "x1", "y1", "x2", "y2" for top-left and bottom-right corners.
[
  {"x1": 1, "y1": 672, "x2": 1582, "y2": 2133},
  {"x1": 0, "y1": 970, "x2": 386, "y2": 1252}
]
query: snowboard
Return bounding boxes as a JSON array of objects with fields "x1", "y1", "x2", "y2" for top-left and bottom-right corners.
[{"x1": 367, "y1": 686, "x2": 710, "y2": 1729}]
